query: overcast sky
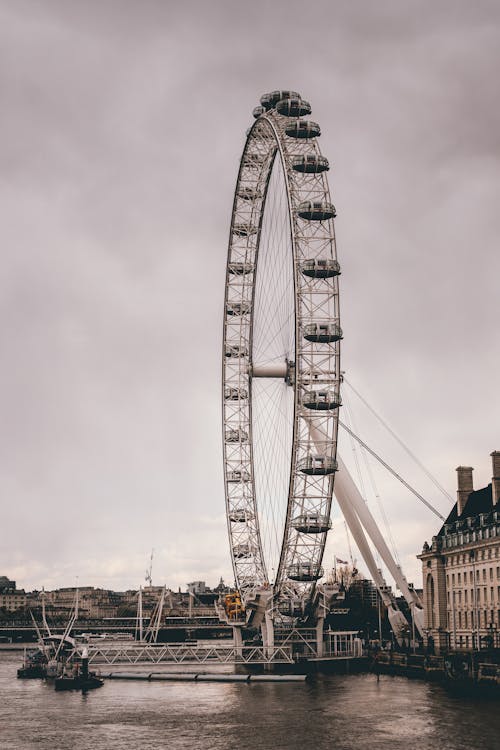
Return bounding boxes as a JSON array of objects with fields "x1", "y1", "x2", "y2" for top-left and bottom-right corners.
[{"x1": 1, "y1": 0, "x2": 499, "y2": 594}]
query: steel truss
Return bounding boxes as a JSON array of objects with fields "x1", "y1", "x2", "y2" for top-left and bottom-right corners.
[{"x1": 80, "y1": 643, "x2": 295, "y2": 665}]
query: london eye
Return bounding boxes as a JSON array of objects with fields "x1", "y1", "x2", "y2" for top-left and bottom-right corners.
[{"x1": 222, "y1": 90, "x2": 341, "y2": 621}]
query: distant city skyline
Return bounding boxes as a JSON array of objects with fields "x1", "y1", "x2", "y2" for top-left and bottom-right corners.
[{"x1": 1, "y1": 1, "x2": 498, "y2": 593}]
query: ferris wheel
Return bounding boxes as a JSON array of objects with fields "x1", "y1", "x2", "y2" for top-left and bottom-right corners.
[{"x1": 222, "y1": 90, "x2": 342, "y2": 620}]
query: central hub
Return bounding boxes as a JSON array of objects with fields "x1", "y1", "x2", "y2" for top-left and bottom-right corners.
[{"x1": 251, "y1": 359, "x2": 295, "y2": 385}]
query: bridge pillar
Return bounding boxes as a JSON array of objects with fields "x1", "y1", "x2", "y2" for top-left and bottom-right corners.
[
  {"x1": 232, "y1": 625, "x2": 243, "y2": 657},
  {"x1": 316, "y1": 617, "x2": 325, "y2": 658},
  {"x1": 261, "y1": 611, "x2": 275, "y2": 660}
]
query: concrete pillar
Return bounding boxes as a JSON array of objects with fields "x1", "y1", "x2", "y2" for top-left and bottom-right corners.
[
  {"x1": 261, "y1": 612, "x2": 274, "y2": 659},
  {"x1": 315, "y1": 617, "x2": 324, "y2": 658},
  {"x1": 491, "y1": 451, "x2": 500, "y2": 506},
  {"x1": 232, "y1": 626, "x2": 243, "y2": 657},
  {"x1": 456, "y1": 466, "x2": 474, "y2": 516}
]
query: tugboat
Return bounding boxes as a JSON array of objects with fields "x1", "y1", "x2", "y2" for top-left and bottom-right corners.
[{"x1": 54, "y1": 648, "x2": 104, "y2": 692}]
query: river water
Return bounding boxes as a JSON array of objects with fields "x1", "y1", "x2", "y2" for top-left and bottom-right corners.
[{"x1": 1, "y1": 652, "x2": 499, "y2": 750}]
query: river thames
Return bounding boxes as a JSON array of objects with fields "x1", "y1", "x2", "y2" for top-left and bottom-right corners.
[{"x1": 1, "y1": 652, "x2": 499, "y2": 750}]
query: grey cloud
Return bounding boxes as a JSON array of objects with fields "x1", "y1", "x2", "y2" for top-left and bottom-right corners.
[{"x1": 0, "y1": 0, "x2": 498, "y2": 591}]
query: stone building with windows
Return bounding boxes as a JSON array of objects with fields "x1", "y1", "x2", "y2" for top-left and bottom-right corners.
[
  {"x1": 0, "y1": 576, "x2": 27, "y2": 613},
  {"x1": 418, "y1": 451, "x2": 500, "y2": 653}
]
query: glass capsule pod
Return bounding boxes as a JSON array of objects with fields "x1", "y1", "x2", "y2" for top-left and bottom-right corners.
[
  {"x1": 285, "y1": 120, "x2": 321, "y2": 139},
  {"x1": 260, "y1": 90, "x2": 301, "y2": 110},
  {"x1": 298, "y1": 455, "x2": 338, "y2": 475},
  {"x1": 227, "y1": 469, "x2": 251, "y2": 483},
  {"x1": 233, "y1": 543, "x2": 253, "y2": 559},
  {"x1": 291, "y1": 513, "x2": 332, "y2": 534},
  {"x1": 225, "y1": 344, "x2": 249, "y2": 358},
  {"x1": 276, "y1": 97, "x2": 311, "y2": 117},
  {"x1": 229, "y1": 508, "x2": 254, "y2": 523},
  {"x1": 292, "y1": 154, "x2": 329, "y2": 173},
  {"x1": 224, "y1": 386, "x2": 248, "y2": 400},
  {"x1": 225, "y1": 428, "x2": 249, "y2": 443},
  {"x1": 287, "y1": 563, "x2": 324, "y2": 582},
  {"x1": 252, "y1": 105, "x2": 265, "y2": 118},
  {"x1": 228, "y1": 262, "x2": 254, "y2": 276},
  {"x1": 303, "y1": 321, "x2": 343, "y2": 343},
  {"x1": 297, "y1": 200, "x2": 336, "y2": 220},
  {"x1": 302, "y1": 389, "x2": 342, "y2": 410},
  {"x1": 233, "y1": 223, "x2": 257, "y2": 237},
  {"x1": 300, "y1": 258, "x2": 340, "y2": 279}
]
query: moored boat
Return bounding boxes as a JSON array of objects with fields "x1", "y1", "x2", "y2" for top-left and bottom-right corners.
[{"x1": 54, "y1": 648, "x2": 103, "y2": 692}]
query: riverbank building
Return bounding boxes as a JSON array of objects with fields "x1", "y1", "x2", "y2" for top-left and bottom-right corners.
[{"x1": 418, "y1": 451, "x2": 500, "y2": 653}]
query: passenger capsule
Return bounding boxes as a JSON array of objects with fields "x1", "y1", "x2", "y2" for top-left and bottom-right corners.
[
  {"x1": 225, "y1": 344, "x2": 248, "y2": 358},
  {"x1": 303, "y1": 322, "x2": 343, "y2": 343},
  {"x1": 298, "y1": 201, "x2": 336, "y2": 221},
  {"x1": 233, "y1": 223, "x2": 257, "y2": 237},
  {"x1": 226, "y1": 301, "x2": 251, "y2": 316},
  {"x1": 229, "y1": 509, "x2": 254, "y2": 523},
  {"x1": 260, "y1": 90, "x2": 301, "y2": 110},
  {"x1": 228, "y1": 262, "x2": 254, "y2": 276},
  {"x1": 224, "y1": 386, "x2": 248, "y2": 400},
  {"x1": 298, "y1": 455, "x2": 338, "y2": 475},
  {"x1": 287, "y1": 563, "x2": 324, "y2": 582},
  {"x1": 302, "y1": 389, "x2": 342, "y2": 410},
  {"x1": 291, "y1": 513, "x2": 332, "y2": 534},
  {"x1": 252, "y1": 105, "x2": 265, "y2": 118},
  {"x1": 300, "y1": 259, "x2": 340, "y2": 278},
  {"x1": 238, "y1": 187, "x2": 261, "y2": 201},
  {"x1": 227, "y1": 469, "x2": 251, "y2": 483},
  {"x1": 233, "y1": 543, "x2": 253, "y2": 558},
  {"x1": 292, "y1": 154, "x2": 329, "y2": 173},
  {"x1": 285, "y1": 120, "x2": 321, "y2": 139},
  {"x1": 276, "y1": 98, "x2": 311, "y2": 117},
  {"x1": 225, "y1": 428, "x2": 249, "y2": 443}
]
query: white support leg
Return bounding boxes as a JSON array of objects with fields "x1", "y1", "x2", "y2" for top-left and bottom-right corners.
[
  {"x1": 336, "y1": 455, "x2": 424, "y2": 635},
  {"x1": 306, "y1": 418, "x2": 421, "y2": 640},
  {"x1": 316, "y1": 617, "x2": 325, "y2": 658},
  {"x1": 232, "y1": 625, "x2": 243, "y2": 657},
  {"x1": 261, "y1": 611, "x2": 275, "y2": 660}
]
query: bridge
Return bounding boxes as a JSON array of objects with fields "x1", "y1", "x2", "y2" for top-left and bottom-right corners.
[
  {"x1": 0, "y1": 616, "x2": 232, "y2": 642},
  {"x1": 73, "y1": 630, "x2": 362, "y2": 667}
]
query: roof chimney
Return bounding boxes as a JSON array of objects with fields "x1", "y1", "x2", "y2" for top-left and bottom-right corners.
[
  {"x1": 491, "y1": 451, "x2": 500, "y2": 506},
  {"x1": 456, "y1": 466, "x2": 474, "y2": 516}
]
